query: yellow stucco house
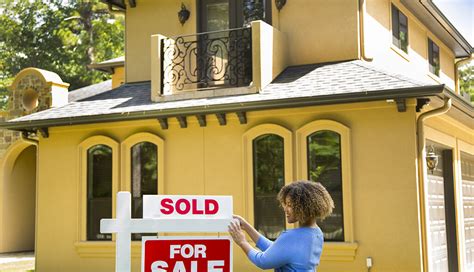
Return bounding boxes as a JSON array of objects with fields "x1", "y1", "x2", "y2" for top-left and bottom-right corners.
[{"x1": 0, "y1": 0, "x2": 473, "y2": 271}]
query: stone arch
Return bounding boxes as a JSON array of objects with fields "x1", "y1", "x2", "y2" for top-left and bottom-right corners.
[
  {"x1": 0, "y1": 140, "x2": 37, "y2": 253},
  {"x1": 7, "y1": 67, "x2": 69, "y2": 118}
]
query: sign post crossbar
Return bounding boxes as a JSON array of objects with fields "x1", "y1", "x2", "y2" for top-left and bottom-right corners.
[{"x1": 100, "y1": 192, "x2": 232, "y2": 272}]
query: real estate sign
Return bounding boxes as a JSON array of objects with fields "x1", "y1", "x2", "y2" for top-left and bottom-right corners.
[
  {"x1": 142, "y1": 237, "x2": 232, "y2": 272},
  {"x1": 100, "y1": 193, "x2": 233, "y2": 272}
]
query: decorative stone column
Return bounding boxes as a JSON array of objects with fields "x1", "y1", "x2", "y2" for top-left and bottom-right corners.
[{"x1": 243, "y1": 0, "x2": 265, "y2": 27}]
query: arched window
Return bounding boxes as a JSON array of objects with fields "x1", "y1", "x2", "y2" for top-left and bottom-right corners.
[
  {"x1": 121, "y1": 132, "x2": 164, "y2": 241},
  {"x1": 131, "y1": 142, "x2": 158, "y2": 240},
  {"x1": 79, "y1": 135, "x2": 119, "y2": 243},
  {"x1": 87, "y1": 144, "x2": 113, "y2": 241},
  {"x1": 253, "y1": 134, "x2": 285, "y2": 240},
  {"x1": 244, "y1": 124, "x2": 293, "y2": 240},
  {"x1": 307, "y1": 130, "x2": 343, "y2": 241},
  {"x1": 297, "y1": 120, "x2": 353, "y2": 243}
]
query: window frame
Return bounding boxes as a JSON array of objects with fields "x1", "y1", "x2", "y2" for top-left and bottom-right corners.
[
  {"x1": 78, "y1": 135, "x2": 119, "y2": 242},
  {"x1": 121, "y1": 132, "x2": 165, "y2": 243},
  {"x1": 296, "y1": 120, "x2": 354, "y2": 243},
  {"x1": 243, "y1": 124, "x2": 293, "y2": 232},
  {"x1": 391, "y1": 4, "x2": 409, "y2": 53},
  {"x1": 428, "y1": 38, "x2": 440, "y2": 76}
]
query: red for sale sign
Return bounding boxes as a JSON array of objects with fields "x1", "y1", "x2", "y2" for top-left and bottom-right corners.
[{"x1": 141, "y1": 237, "x2": 232, "y2": 272}]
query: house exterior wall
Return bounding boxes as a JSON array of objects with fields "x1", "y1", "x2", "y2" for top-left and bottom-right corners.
[
  {"x1": 34, "y1": 101, "x2": 424, "y2": 271},
  {"x1": 125, "y1": 0, "x2": 359, "y2": 83},
  {"x1": 112, "y1": 66, "x2": 125, "y2": 89},
  {"x1": 365, "y1": 0, "x2": 456, "y2": 91}
]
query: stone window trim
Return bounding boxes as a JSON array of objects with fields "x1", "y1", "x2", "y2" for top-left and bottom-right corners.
[{"x1": 77, "y1": 135, "x2": 120, "y2": 243}]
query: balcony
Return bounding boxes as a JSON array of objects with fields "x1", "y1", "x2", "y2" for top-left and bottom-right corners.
[{"x1": 151, "y1": 21, "x2": 288, "y2": 102}]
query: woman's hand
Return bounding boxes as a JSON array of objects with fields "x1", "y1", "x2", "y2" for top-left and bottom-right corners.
[
  {"x1": 233, "y1": 214, "x2": 249, "y2": 230},
  {"x1": 228, "y1": 219, "x2": 248, "y2": 247},
  {"x1": 231, "y1": 214, "x2": 261, "y2": 244}
]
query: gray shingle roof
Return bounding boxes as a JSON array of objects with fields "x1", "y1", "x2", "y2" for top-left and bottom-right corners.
[
  {"x1": 68, "y1": 80, "x2": 112, "y2": 102},
  {"x1": 6, "y1": 60, "x2": 444, "y2": 127}
]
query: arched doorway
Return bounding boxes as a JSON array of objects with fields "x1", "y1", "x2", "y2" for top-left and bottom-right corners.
[{"x1": 0, "y1": 142, "x2": 37, "y2": 253}]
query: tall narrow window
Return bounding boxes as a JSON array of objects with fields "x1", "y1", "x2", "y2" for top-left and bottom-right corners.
[
  {"x1": 428, "y1": 39, "x2": 440, "y2": 76},
  {"x1": 392, "y1": 4, "x2": 409, "y2": 53},
  {"x1": 253, "y1": 134, "x2": 286, "y2": 240},
  {"x1": 307, "y1": 131, "x2": 344, "y2": 241},
  {"x1": 131, "y1": 142, "x2": 158, "y2": 241},
  {"x1": 87, "y1": 145, "x2": 113, "y2": 241}
]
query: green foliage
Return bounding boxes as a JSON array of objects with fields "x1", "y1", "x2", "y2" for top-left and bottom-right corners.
[
  {"x1": 459, "y1": 62, "x2": 474, "y2": 103},
  {"x1": 0, "y1": 0, "x2": 124, "y2": 110},
  {"x1": 308, "y1": 131, "x2": 341, "y2": 185},
  {"x1": 253, "y1": 134, "x2": 285, "y2": 194}
]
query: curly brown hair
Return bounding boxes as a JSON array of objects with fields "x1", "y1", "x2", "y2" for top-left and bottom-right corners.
[{"x1": 277, "y1": 180, "x2": 334, "y2": 225}]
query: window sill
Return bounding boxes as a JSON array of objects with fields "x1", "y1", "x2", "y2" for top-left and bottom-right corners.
[
  {"x1": 321, "y1": 242, "x2": 359, "y2": 262},
  {"x1": 390, "y1": 45, "x2": 410, "y2": 62},
  {"x1": 75, "y1": 241, "x2": 358, "y2": 261},
  {"x1": 74, "y1": 241, "x2": 142, "y2": 258}
]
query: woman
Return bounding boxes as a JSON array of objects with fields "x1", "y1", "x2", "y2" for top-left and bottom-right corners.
[{"x1": 228, "y1": 180, "x2": 334, "y2": 271}]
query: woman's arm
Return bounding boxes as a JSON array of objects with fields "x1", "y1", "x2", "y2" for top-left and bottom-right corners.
[{"x1": 229, "y1": 220, "x2": 290, "y2": 270}]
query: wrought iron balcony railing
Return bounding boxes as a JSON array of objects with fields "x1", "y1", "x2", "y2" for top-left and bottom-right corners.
[{"x1": 161, "y1": 27, "x2": 253, "y2": 93}]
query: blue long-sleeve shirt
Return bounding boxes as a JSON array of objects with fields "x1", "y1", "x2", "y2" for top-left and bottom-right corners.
[{"x1": 247, "y1": 227, "x2": 324, "y2": 272}]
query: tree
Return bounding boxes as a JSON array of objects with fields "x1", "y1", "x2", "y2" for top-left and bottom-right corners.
[
  {"x1": 0, "y1": 0, "x2": 124, "y2": 110},
  {"x1": 459, "y1": 62, "x2": 474, "y2": 104}
]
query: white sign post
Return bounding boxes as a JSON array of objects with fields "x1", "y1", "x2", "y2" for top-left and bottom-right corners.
[{"x1": 100, "y1": 192, "x2": 233, "y2": 272}]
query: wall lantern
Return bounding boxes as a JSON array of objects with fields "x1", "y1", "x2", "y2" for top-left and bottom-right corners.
[
  {"x1": 178, "y1": 3, "x2": 190, "y2": 26},
  {"x1": 425, "y1": 145, "x2": 439, "y2": 173},
  {"x1": 275, "y1": 0, "x2": 286, "y2": 11}
]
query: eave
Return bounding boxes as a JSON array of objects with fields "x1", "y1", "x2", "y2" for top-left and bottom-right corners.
[
  {"x1": 0, "y1": 85, "x2": 446, "y2": 131},
  {"x1": 88, "y1": 59, "x2": 125, "y2": 74},
  {"x1": 401, "y1": 0, "x2": 473, "y2": 58}
]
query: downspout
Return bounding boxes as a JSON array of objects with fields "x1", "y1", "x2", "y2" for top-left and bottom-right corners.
[
  {"x1": 358, "y1": 0, "x2": 373, "y2": 62},
  {"x1": 416, "y1": 96, "x2": 451, "y2": 272},
  {"x1": 20, "y1": 131, "x2": 38, "y2": 271},
  {"x1": 454, "y1": 53, "x2": 473, "y2": 94}
]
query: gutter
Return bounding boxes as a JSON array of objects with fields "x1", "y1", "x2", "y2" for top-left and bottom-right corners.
[
  {"x1": 0, "y1": 84, "x2": 445, "y2": 131},
  {"x1": 416, "y1": 96, "x2": 452, "y2": 272},
  {"x1": 454, "y1": 53, "x2": 474, "y2": 94}
]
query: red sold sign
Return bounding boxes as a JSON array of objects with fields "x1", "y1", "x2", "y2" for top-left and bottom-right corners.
[{"x1": 142, "y1": 237, "x2": 232, "y2": 272}]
